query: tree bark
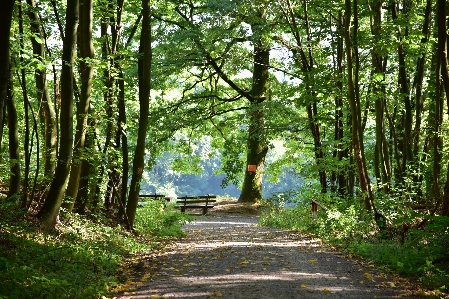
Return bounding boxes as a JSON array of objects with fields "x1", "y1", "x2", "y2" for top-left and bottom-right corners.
[
  {"x1": 344, "y1": 0, "x2": 373, "y2": 211},
  {"x1": 238, "y1": 100, "x2": 269, "y2": 202},
  {"x1": 432, "y1": 2, "x2": 445, "y2": 202},
  {"x1": 126, "y1": 0, "x2": 151, "y2": 228},
  {"x1": 437, "y1": 0, "x2": 449, "y2": 215},
  {"x1": 37, "y1": 0, "x2": 79, "y2": 229},
  {"x1": 424, "y1": 49, "x2": 438, "y2": 199},
  {"x1": 63, "y1": 0, "x2": 94, "y2": 211},
  {"x1": 412, "y1": 0, "x2": 431, "y2": 157},
  {"x1": 371, "y1": 0, "x2": 391, "y2": 190},
  {"x1": 74, "y1": 119, "x2": 94, "y2": 214},
  {"x1": 0, "y1": 0, "x2": 15, "y2": 149},
  {"x1": 7, "y1": 67, "x2": 20, "y2": 201},
  {"x1": 238, "y1": 8, "x2": 270, "y2": 203},
  {"x1": 118, "y1": 68, "x2": 128, "y2": 217},
  {"x1": 92, "y1": 15, "x2": 112, "y2": 207},
  {"x1": 390, "y1": 2, "x2": 412, "y2": 172},
  {"x1": 18, "y1": 1, "x2": 31, "y2": 208},
  {"x1": 333, "y1": 11, "x2": 348, "y2": 196},
  {"x1": 26, "y1": 0, "x2": 57, "y2": 176}
]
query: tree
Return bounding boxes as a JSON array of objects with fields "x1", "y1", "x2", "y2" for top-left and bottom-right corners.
[
  {"x1": 276, "y1": 0, "x2": 329, "y2": 194},
  {"x1": 26, "y1": 0, "x2": 57, "y2": 176},
  {"x1": 126, "y1": 0, "x2": 152, "y2": 228},
  {"x1": 6, "y1": 66, "x2": 20, "y2": 200},
  {"x1": 63, "y1": 0, "x2": 94, "y2": 211},
  {"x1": 37, "y1": 0, "x2": 79, "y2": 229},
  {"x1": 370, "y1": 0, "x2": 391, "y2": 191},
  {"x1": 151, "y1": 0, "x2": 279, "y2": 203},
  {"x1": 344, "y1": 0, "x2": 374, "y2": 211},
  {"x1": 238, "y1": 2, "x2": 270, "y2": 202},
  {"x1": 0, "y1": 0, "x2": 444, "y2": 237},
  {"x1": 0, "y1": 0, "x2": 16, "y2": 149},
  {"x1": 437, "y1": 0, "x2": 449, "y2": 216}
]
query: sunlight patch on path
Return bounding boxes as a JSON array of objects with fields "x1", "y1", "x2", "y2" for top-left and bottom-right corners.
[{"x1": 115, "y1": 214, "x2": 420, "y2": 299}]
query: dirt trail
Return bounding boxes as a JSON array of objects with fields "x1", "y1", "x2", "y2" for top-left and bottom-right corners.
[{"x1": 114, "y1": 205, "x2": 421, "y2": 299}]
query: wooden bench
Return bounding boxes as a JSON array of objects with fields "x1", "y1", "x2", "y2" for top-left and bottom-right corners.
[
  {"x1": 176, "y1": 195, "x2": 217, "y2": 215},
  {"x1": 138, "y1": 193, "x2": 171, "y2": 206}
]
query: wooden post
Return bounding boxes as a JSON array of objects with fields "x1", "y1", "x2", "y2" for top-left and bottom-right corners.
[{"x1": 312, "y1": 200, "x2": 318, "y2": 218}]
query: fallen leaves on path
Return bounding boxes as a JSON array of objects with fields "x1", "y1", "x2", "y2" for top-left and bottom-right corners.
[{"x1": 111, "y1": 212, "x2": 423, "y2": 299}]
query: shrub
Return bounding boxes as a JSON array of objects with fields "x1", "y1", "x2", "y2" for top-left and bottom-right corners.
[
  {"x1": 134, "y1": 200, "x2": 192, "y2": 237},
  {"x1": 0, "y1": 200, "x2": 191, "y2": 299}
]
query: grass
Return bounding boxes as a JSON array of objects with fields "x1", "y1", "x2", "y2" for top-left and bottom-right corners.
[
  {"x1": 0, "y1": 200, "x2": 191, "y2": 299},
  {"x1": 347, "y1": 239, "x2": 449, "y2": 294},
  {"x1": 259, "y1": 199, "x2": 449, "y2": 295}
]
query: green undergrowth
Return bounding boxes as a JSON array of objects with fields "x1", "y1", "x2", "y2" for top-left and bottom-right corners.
[
  {"x1": 0, "y1": 200, "x2": 191, "y2": 299},
  {"x1": 259, "y1": 195, "x2": 449, "y2": 295}
]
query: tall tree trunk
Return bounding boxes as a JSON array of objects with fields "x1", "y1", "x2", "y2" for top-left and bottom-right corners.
[
  {"x1": 18, "y1": 1, "x2": 31, "y2": 208},
  {"x1": 93, "y1": 2, "x2": 116, "y2": 206},
  {"x1": 37, "y1": 0, "x2": 79, "y2": 229},
  {"x1": 409, "y1": 0, "x2": 431, "y2": 202},
  {"x1": 126, "y1": 0, "x2": 151, "y2": 228},
  {"x1": 238, "y1": 9, "x2": 270, "y2": 203},
  {"x1": 304, "y1": 0, "x2": 326, "y2": 193},
  {"x1": 238, "y1": 99, "x2": 269, "y2": 202},
  {"x1": 390, "y1": 1, "x2": 412, "y2": 175},
  {"x1": 103, "y1": 0, "x2": 125, "y2": 209},
  {"x1": 112, "y1": 0, "x2": 128, "y2": 216},
  {"x1": 333, "y1": 11, "x2": 348, "y2": 196},
  {"x1": 412, "y1": 0, "x2": 431, "y2": 157},
  {"x1": 74, "y1": 119, "x2": 94, "y2": 214},
  {"x1": 432, "y1": 0, "x2": 445, "y2": 203},
  {"x1": 7, "y1": 67, "x2": 20, "y2": 201},
  {"x1": 437, "y1": 0, "x2": 449, "y2": 215},
  {"x1": 18, "y1": 1, "x2": 41, "y2": 208},
  {"x1": 344, "y1": 0, "x2": 374, "y2": 211},
  {"x1": 63, "y1": 0, "x2": 94, "y2": 211},
  {"x1": 279, "y1": 0, "x2": 327, "y2": 194},
  {"x1": 26, "y1": 0, "x2": 57, "y2": 176},
  {"x1": 118, "y1": 68, "x2": 128, "y2": 217},
  {"x1": 0, "y1": 0, "x2": 15, "y2": 149},
  {"x1": 371, "y1": 0, "x2": 391, "y2": 190},
  {"x1": 306, "y1": 101, "x2": 327, "y2": 193}
]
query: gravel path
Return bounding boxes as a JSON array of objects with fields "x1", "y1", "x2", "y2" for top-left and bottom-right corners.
[{"x1": 115, "y1": 212, "x2": 421, "y2": 299}]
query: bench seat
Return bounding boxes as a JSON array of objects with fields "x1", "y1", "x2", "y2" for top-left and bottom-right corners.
[{"x1": 176, "y1": 195, "x2": 216, "y2": 214}]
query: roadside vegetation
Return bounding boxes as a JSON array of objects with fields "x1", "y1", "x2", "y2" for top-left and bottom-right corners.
[
  {"x1": 0, "y1": 200, "x2": 191, "y2": 299},
  {"x1": 260, "y1": 188, "x2": 449, "y2": 296}
]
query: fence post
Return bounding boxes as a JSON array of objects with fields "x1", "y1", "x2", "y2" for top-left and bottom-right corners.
[{"x1": 312, "y1": 200, "x2": 318, "y2": 218}]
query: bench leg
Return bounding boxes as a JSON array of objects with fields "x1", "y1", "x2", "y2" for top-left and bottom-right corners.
[
  {"x1": 202, "y1": 207, "x2": 207, "y2": 215},
  {"x1": 181, "y1": 206, "x2": 186, "y2": 213}
]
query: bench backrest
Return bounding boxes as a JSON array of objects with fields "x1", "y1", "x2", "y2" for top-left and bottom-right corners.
[{"x1": 177, "y1": 194, "x2": 216, "y2": 204}]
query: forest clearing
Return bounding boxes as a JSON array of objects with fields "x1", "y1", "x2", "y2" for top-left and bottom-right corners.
[{"x1": 2, "y1": 0, "x2": 449, "y2": 298}]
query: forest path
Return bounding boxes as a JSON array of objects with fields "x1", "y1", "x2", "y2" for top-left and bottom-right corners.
[{"x1": 114, "y1": 203, "x2": 421, "y2": 299}]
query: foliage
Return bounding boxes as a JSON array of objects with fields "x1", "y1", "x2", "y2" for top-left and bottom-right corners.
[
  {"x1": 260, "y1": 198, "x2": 449, "y2": 291},
  {"x1": 2, "y1": 0, "x2": 449, "y2": 294},
  {"x1": 348, "y1": 240, "x2": 448, "y2": 292},
  {"x1": 260, "y1": 191, "x2": 372, "y2": 243},
  {"x1": 350, "y1": 213, "x2": 449, "y2": 292},
  {"x1": 134, "y1": 199, "x2": 193, "y2": 237},
  {"x1": 0, "y1": 201, "x2": 189, "y2": 299}
]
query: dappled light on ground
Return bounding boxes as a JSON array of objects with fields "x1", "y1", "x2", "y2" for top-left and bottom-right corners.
[{"x1": 114, "y1": 213, "x2": 421, "y2": 299}]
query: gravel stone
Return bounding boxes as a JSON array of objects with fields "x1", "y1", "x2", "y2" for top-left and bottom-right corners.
[{"x1": 115, "y1": 211, "x2": 422, "y2": 299}]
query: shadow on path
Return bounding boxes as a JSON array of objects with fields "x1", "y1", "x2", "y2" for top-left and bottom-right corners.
[{"x1": 115, "y1": 214, "x2": 421, "y2": 299}]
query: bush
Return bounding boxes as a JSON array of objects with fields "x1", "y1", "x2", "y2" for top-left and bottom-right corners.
[
  {"x1": 134, "y1": 200, "x2": 192, "y2": 237},
  {"x1": 0, "y1": 200, "x2": 191, "y2": 299},
  {"x1": 260, "y1": 196, "x2": 449, "y2": 292}
]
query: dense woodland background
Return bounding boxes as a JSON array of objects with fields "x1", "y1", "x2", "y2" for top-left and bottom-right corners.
[{"x1": 3, "y1": 0, "x2": 449, "y2": 297}]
